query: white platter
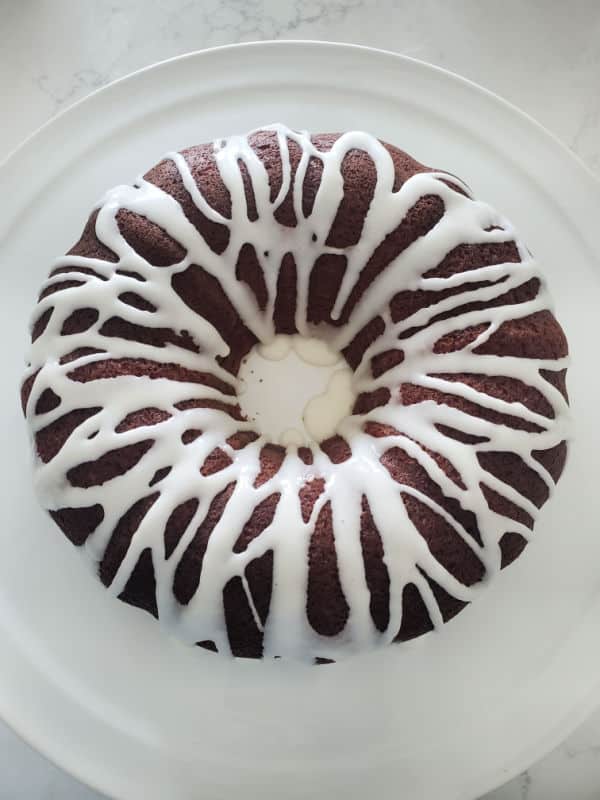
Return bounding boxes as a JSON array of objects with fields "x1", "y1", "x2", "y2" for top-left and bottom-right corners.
[{"x1": 1, "y1": 41, "x2": 599, "y2": 800}]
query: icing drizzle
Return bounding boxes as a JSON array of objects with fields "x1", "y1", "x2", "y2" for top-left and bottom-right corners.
[{"x1": 23, "y1": 125, "x2": 570, "y2": 661}]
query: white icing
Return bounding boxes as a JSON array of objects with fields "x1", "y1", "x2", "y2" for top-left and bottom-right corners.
[
  {"x1": 240, "y1": 335, "x2": 353, "y2": 444},
  {"x1": 280, "y1": 428, "x2": 305, "y2": 448},
  {"x1": 257, "y1": 335, "x2": 292, "y2": 361},
  {"x1": 292, "y1": 335, "x2": 341, "y2": 367},
  {"x1": 23, "y1": 124, "x2": 570, "y2": 662},
  {"x1": 303, "y1": 368, "x2": 355, "y2": 443}
]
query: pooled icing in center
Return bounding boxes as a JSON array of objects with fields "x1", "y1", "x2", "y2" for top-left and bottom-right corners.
[{"x1": 239, "y1": 335, "x2": 355, "y2": 446}]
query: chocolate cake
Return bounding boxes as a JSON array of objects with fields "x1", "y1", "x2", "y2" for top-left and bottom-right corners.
[{"x1": 21, "y1": 125, "x2": 570, "y2": 662}]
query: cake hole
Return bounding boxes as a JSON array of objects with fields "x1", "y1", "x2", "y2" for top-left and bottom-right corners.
[{"x1": 238, "y1": 335, "x2": 356, "y2": 446}]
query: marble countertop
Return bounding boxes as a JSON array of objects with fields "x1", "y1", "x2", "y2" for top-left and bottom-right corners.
[{"x1": 1, "y1": 1, "x2": 599, "y2": 798}]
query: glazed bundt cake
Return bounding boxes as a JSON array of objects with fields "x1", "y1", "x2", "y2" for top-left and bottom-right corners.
[{"x1": 21, "y1": 124, "x2": 570, "y2": 662}]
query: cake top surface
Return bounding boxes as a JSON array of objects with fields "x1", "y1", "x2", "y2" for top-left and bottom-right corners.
[{"x1": 23, "y1": 124, "x2": 569, "y2": 661}]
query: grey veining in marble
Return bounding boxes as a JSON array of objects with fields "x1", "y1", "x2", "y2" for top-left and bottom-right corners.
[{"x1": 1, "y1": 1, "x2": 599, "y2": 799}]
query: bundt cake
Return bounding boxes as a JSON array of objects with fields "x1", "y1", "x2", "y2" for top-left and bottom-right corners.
[{"x1": 21, "y1": 124, "x2": 570, "y2": 662}]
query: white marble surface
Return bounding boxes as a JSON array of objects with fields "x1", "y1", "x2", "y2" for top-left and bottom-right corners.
[{"x1": 1, "y1": 1, "x2": 599, "y2": 798}]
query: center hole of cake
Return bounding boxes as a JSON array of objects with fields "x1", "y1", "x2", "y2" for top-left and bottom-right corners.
[{"x1": 238, "y1": 335, "x2": 356, "y2": 447}]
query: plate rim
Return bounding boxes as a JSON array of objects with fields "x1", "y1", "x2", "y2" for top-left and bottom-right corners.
[
  {"x1": 2, "y1": 39, "x2": 599, "y2": 190},
  {"x1": 2, "y1": 39, "x2": 600, "y2": 800}
]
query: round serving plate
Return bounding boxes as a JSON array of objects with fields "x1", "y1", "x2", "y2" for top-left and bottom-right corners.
[{"x1": 0, "y1": 41, "x2": 599, "y2": 800}]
